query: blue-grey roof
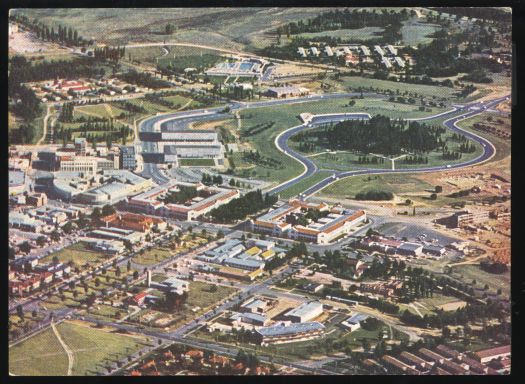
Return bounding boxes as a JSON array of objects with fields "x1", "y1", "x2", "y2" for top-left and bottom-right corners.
[
  {"x1": 398, "y1": 242, "x2": 423, "y2": 251},
  {"x1": 345, "y1": 313, "x2": 369, "y2": 325},
  {"x1": 224, "y1": 257, "x2": 264, "y2": 270},
  {"x1": 257, "y1": 322, "x2": 325, "y2": 337},
  {"x1": 422, "y1": 244, "x2": 445, "y2": 252},
  {"x1": 231, "y1": 312, "x2": 267, "y2": 323}
]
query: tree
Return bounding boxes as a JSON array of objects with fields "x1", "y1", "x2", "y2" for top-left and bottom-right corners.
[
  {"x1": 19, "y1": 241, "x2": 32, "y2": 254},
  {"x1": 216, "y1": 230, "x2": 225, "y2": 240},
  {"x1": 430, "y1": 193, "x2": 437, "y2": 200},
  {"x1": 16, "y1": 305, "x2": 24, "y2": 320},
  {"x1": 101, "y1": 204, "x2": 115, "y2": 217},
  {"x1": 435, "y1": 185, "x2": 443, "y2": 193},
  {"x1": 36, "y1": 236, "x2": 47, "y2": 246},
  {"x1": 165, "y1": 24, "x2": 175, "y2": 34}
]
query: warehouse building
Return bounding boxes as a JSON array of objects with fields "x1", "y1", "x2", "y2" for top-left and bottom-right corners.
[
  {"x1": 285, "y1": 301, "x2": 323, "y2": 323},
  {"x1": 266, "y1": 86, "x2": 310, "y2": 98}
]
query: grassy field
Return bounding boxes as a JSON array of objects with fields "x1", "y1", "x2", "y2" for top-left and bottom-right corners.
[
  {"x1": 278, "y1": 171, "x2": 334, "y2": 199},
  {"x1": 10, "y1": 321, "x2": 151, "y2": 376},
  {"x1": 456, "y1": 113, "x2": 511, "y2": 163},
  {"x1": 401, "y1": 20, "x2": 441, "y2": 46},
  {"x1": 186, "y1": 281, "x2": 237, "y2": 310},
  {"x1": 179, "y1": 158, "x2": 216, "y2": 166},
  {"x1": 157, "y1": 53, "x2": 223, "y2": 72},
  {"x1": 40, "y1": 242, "x2": 107, "y2": 267},
  {"x1": 238, "y1": 97, "x2": 437, "y2": 185},
  {"x1": 132, "y1": 246, "x2": 172, "y2": 266},
  {"x1": 320, "y1": 173, "x2": 433, "y2": 199},
  {"x1": 296, "y1": 27, "x2": 383, "y2": 40},
  {"x1": 10, "y1": 326, "x2": 69, "y2": 375},
  {"x1": 327, "y1": 76, "x2": 458, "y2": 101},
  {"x1": 450, "y1": 264, "x2": 511, "y2": 297}
]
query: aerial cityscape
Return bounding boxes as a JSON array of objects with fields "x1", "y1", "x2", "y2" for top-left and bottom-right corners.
[{"x1": 8, "y1": 7, "x2": 511, "y2": 376}]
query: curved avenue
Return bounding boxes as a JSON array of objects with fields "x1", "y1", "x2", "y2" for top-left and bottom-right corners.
[{"x1": 268, "y1": 95, "x2": 509, "y2": 198}]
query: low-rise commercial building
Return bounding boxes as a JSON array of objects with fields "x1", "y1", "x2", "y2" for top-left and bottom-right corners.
[
  {"x1": 255, "y1": 321, "x2": 325, "y2": 345},
  {"x1": 285, "y1": 301, "x2": 323, "y2": 323}
]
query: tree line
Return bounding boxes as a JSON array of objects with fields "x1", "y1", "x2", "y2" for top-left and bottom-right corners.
[
  {"x1": 9, "y1": 13, "x2": 93, "y2": 47},
  {"x1": 308, "y1": 115, "x2": 444, "y2": 156},
  {"x1": 208, "y1": 189, "x2": 277, "y2": 223}
]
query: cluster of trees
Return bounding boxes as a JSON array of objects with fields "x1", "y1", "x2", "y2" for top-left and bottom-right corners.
[
  {"x1": 209, "y1": 189, "x2": 277, "y2": 223},
  {"x1": 442, "y1": 149, "x2": 463, "y2": 160},
  {"x1": 243, "y1": 150, "x2": 283, "y2": 170},
  {"x1": 241, "y1": 122, "x2": 275, "y2": 137},
  {"x1": 161, "y1": 291, "x2": 188, "y2": 312},
  {"x1": 201, "y1": 173, "x2": 223, "y2": 186},
  {"x1": 117, "y1": 70, "x2": 171, "y2": 89},
  {"x1": 163, "y1": 186, "x2": 203, "y2": 204},
  {"x1": 297, "y1": 141, "x2": 316, "y2": 152},
  {"x1": 54, "y1": 118, "x2": 131, "y2": 147},
  {"x1": 58, "y1": 102, "x2": 75, "y2": 122},
  {"x1": 228, "y1": 178, "x2": 242, "y2": 188},
  {"x1": 9, "y1": 14, "x2": 93, "y2": 46},
  {"x1": 403, "y1": 155, "x2": 429, "y2": 164},
  {"x1": 113, "y1": 100, "x2": 147, "y2": 114},
  {"x1": 265, "y1": 242, "x2": 307, "y2": 272},
  {"x1": 313, "y1": 115, "x2": 442, "y2": 156},
  {"x1": 144, "y1": 93, "x2": 177, "y2": 108},
  {"x1": 357, "y1": 156, "x2": 386, "y2": 164},
  {"x1": 355, "y1": 190, "x2": 394, "y2": 201},
  {"x1": 323, "y1": 286, "x2": 400, "y2": 314},
  {"x1": 480, "y1": 260, "x2": 508, "y2": 274},
  {"x1": 401, "y1": 299, "x2": 508, "y2": 328},
  {"x1": 278, "y1": 9, "x2": 409, "y2": 42},
  {"x1": 460, "y1": 69, "x2": 493, "y2": 83},
  {"x1": 9, "y1": 56, "x2": 104, "y2": 87},
  {"x1": 93, "y1": 46, "x2": 125, "y2": 63},
  {"x1": 458, "y1": 141, "x2": 477, "y2": 153},
  {"x1": 165, "y1": 24, "x2": 176, "y2": 34}
]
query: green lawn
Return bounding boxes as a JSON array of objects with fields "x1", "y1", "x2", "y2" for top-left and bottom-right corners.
[
  {"x1": 296, "y1": 27, "x2": 383, "y2": 40},
  {"x1": 10, "y1": 326, "x2": 69, "y2": 376},
  {"x1": 450, "y1": 264, "x2": 510, "y2": 297},
  {"x1": 179, "y1": 158, "x2": 216, "y2": 166},
  {"x1": 74, "y1": 103, "x2": 128, "y2": 120},
  {"x1": 186, "y1": 281, "x2": 237, "y2": 310},
  {"x1": 320, "y1": 174, "x2": 433, "y2": 199},
  {"x1": 41, "y1": 242, "x2": 107, "y2": 267},
  {"x1": 401, "y1": 20, "x2": 441, "y2": 46},
  {"x1": 132, "y1": 246, "x2": 173, "y2": 266},
  {"x1": 327, "y1": 76, "x2": 458, "y2": 100},
  {"x1": 13, "y1": 321, "x2": 152, "y2": 376},
  {"x1": 278, "y1": 171, "x2": 334, "y2": 199},
  {"x1": 238, "y1": 97, "x2": 438, "y2": 185}
]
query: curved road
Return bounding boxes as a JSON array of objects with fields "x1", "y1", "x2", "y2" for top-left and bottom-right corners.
[
  {"x1": 268, "y1": 95, "x2": 509, "y2": 198},
  {"x1": 138, "y1": 93, "x2": 509, "y2": 199}
]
